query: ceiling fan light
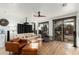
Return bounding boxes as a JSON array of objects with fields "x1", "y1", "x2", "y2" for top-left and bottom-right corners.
[{"x1": 33, "y1": 11, "x2": 46, "y2": 17}]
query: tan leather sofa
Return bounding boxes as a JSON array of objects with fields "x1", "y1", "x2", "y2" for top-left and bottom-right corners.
[
  {"x1": 5, "y1": 38, "x2": 29, "y2": 54},
  {"x1": 21, "y1": 45, "x2": 38, "y2": 55}
]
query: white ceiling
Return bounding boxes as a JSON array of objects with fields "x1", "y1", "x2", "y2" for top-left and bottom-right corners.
[
  {"x1": 0, "y1": 3, "x2": 63, "y2": 17},
  {"x1": 0, "y1": 3, "x2": 78, "y2": 23}
]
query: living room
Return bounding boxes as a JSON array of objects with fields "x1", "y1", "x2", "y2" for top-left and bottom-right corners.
[{"x1": 1, "y1": 3, "x2": 79, "y2": 55}]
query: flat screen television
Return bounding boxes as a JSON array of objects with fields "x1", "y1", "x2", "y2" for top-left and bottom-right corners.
[{"x1": 17, "y1": 24, "x2": 33, "y2": 34}]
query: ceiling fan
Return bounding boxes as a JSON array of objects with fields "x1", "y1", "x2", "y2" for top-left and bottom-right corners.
[{"x1": 33, "y1": 11, "x2": 46, "y2": 17}]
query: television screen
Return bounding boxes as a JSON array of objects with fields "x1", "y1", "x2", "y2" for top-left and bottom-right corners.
[{"x1": 17, "y1": 24, "x2": 32, "y2": 34}]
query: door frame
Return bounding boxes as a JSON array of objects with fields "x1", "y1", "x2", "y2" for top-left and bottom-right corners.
[{"x1": 53, "y1": 16, "x2": 77, "y2": 47}]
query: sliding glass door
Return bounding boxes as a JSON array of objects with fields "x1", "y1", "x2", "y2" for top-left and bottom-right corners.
[
  {"x1": 64, "y1": 19, "x2": 75, "y2": 44},
  {"x1": 53, "y1": 16, "x2": 76, "y2": 47},
  {"x1": 53, "y1": 20, "x2": 63, "y2": 41}
]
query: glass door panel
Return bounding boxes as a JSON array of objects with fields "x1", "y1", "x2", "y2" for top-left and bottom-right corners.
[
  {"x1": 64, "y1": 19, "x2": 75, "y2": 44},
  {"x1": 54, "y1": 20, "x2": 63, "y2": 41}
]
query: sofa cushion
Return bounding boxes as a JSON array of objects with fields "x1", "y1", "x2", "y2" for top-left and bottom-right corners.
[
  {"x1": 10, "y1": 38, "x2": 20, "y2": 42},
  {"x1": 19, "y1": 39, "x2": 27, "y2": 43},
  {"x1": 19, "y1": 43, "x2": 26, "y2": 49}
]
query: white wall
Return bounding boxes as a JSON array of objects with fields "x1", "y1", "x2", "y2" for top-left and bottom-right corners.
[{"x1": 76, "y1": 12, "x2": 79, "y2": 47}]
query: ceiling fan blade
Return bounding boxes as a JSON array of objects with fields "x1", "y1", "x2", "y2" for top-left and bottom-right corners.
[
  {"x1": 33, "y1": 15, "x2": 46, "y2": 17},
  {"x1": 33, "y1": 15, "x2": 38, "y2": 17},
  {"x1": 39, "y1": 15, "x2": 46, "y2": 17}
]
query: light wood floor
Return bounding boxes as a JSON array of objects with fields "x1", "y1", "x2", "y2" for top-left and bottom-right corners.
[
  {"x1": 38, "y1": 41, "x2": 79, "y2": 55},
  {"x1": 0, "y1": 41, "x2": 79, "y2": 55}
]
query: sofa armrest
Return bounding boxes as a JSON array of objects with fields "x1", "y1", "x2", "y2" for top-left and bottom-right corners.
[{"x1": 5, "y1": 42, "x2": 20, "y2": 53}]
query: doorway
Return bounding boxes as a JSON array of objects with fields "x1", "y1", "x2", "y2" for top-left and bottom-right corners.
[
  {"x1": 53, "y1": 16, "x2": 76, "y2": 47},
  {"x1": 38, "y1": 21, "x2": 49, "y2": 35}
]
